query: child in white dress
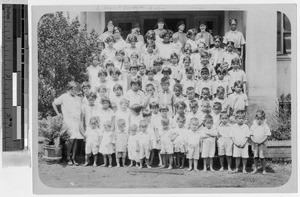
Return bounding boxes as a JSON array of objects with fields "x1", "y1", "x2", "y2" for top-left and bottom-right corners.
[
  {"x1": 99, "y1": 121, "x2": 115, "y2": 168},
  {"x1": 127, "y1": 124, "x2": 139, "y2": 167},
  {"x1": 173, "y1": 115, "x2": 188, "y2": 168}
]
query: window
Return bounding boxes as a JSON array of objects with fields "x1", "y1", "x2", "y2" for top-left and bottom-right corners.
[{"x1": 277, "y1": 12, "x2": 291, "y2": 56}]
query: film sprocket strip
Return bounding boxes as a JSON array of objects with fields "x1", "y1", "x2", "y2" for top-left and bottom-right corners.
[{"x1": 2, "y1": 4, "x2": 28, "y2": 151}]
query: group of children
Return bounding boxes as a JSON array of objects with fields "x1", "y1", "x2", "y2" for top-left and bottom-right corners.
[{"x1": 52, "y1": 18, "x2": 270, "y2": 174}]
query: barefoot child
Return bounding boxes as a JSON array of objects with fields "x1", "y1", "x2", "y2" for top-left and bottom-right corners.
[
  {"x1": 99, "y1": 121, "x2": 115, "y2": 168},
  {"x1": 136, "y1": 119, "x2": 152, "y2": 169},
  {"x1": 250, "y1": 110, "x2": 271, "y2": 174},
  {"x1": 115, "y1": 119, "x2": 129, "y2": 167},
  {"x1": 200, "y1": 114, "x2": 218, "y2": 172},
  {"x1": 79, "y1": 117, "x2": 101, "y2": 167},
  {"x1": 186, "y1": 117, "x2": 201, "y2": 171},
  {"x1": 216, "y1": 112, "x2": 233, "y2": 171},
  {"x1": 229, "y1": 110, "x2": 251, "y2": 173},
  {"x1": 159, "y1": 118, "x2": 176, "y2": 169}
]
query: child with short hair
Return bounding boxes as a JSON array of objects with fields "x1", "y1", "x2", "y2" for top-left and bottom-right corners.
[
  {"x1": 196, "y1": 68, "x2": 213, "y2": 96},
  {"x1": 200, "y1": 114, "x2": 218, "y2": 172},
  {"x1": 220, "y1": 41, "x2": 240, "y2": 69},
  {"x1": 95, "y1": 85, "x2": 107, "y2": 107},
  {"x1": 173, "y1": 83, "x2": 186, "y2": 110},
  {"x1": 81, "y1": 92, "x2": 101, "y2": 131},
  {"x1": 114, "y1": 98, "x2": 131, "y2": 130},
  {"x1": 186, "y1": 99, "x2": 201, "y2": 128},
  {"x1": 213, "y1": 68, "x2": 229, "y2": 97},
  {"x1": 81, "y1": 81, "x2": 91, "y2": 107},
  {"x1": 79, "y1": 116, "x2": 102, "y2": 167},
  {"x1": 86, "y1": 56, "x2": 102, "y2": 92},
  {"x1": 208, "y1": 35, "x2": 225, "y2": 68},
  {"x1": 105, "y1": 60, "x2": 115, "y2": 78},
  {"x1": 156, "y1": 29, "x2": 174, "y2": 67},
  {"x1": 184, "y1": 87, "x2": 199, "y2": 113},
  {"x1": 108, "y1": 68, "x2": 123, "y2": 97},
  {"x1": 126, "y1": 65, "x2": 141, "y2": 91},
  {"x1": 110, "y1": 84, "x2": 124, "y2": 110},
  {"x1": 198, "y1": 100, "x2": 212, "y2": 127},
  {"x1": 127, "y1": 124, "x2": 139, "y2": 167},
  {"x1": 96, "y1": 69, "x2": 109, "y2": 93},
  {"x1": 213, "y1": 86, "x2": 228, "y2": 112},
  {"x1": 181, "y1": 67, "x2": 197, "y2": 95},
  {"x1": 186, "y1": 117, "x2": 201, "y2": 171},
  {"x1": 228, "y1": 81, "x2": 248, "y2": 117},
  {"x1": 199, "y1": 87, "x2": 214, "y2": 108},
  {"x1": 99, "y1": 121, "x2": 115, "y2": 168},
  {"x1": 141, "y1": 42, "x2": 157, "y2": 70},
  {"x1": 216, "y1": 112, "x2": 233, "y2": 171},
  {"x1": 229, "y1": 110, "x2": 251, "y2": 173},
  {"x1": 98, "y1": 97, "x2": 115, "y2": 129},
  {"x1": 158, "y1": 76, "x2": 175, "y2": 113},
  {"x1": 181, "y1": 55, "x2": 193, "y2": 70},
  {"x1": 125, "y1": 34, "x2": 141, "y2": 60},
  {"x1": 161, "y1": 66, "x2": 176, "y2": 88},
  {"x1": 196, "y1": 51, "x2": 216, "y2": 80},
  {"x1": 125, "y1": 78, "x2": 145, "y2": 107},
  {"x1": 173, "y1": 115, "x2": 188, "y2": 168},
  {"x1": 159, "y1": 118, "x2": 176, "y2": 169},
  {"x1": 250, "y1": 110, "x2": 271, "y2": 174},
  {"x1": 186, "y1": 29, "x2": 198, "y2": 53},
  {"x1": 228, "y1": 57, "x2": 247, "y2": 93},
  {"x1": 115, "y1": 119, "x2": 129, "y2": 167},
  {"x1": 143, "y1": 83, "x2": 159, "y2": 109},
  {"x1": 169, "y1": 53, "x2": 183, "y2": 82},
  {"x1": 136, "y1": 119, "x2": 152, "y2": 169},
  {"x1": 153, "y1": 57, "x2": 164, "y2": 82},
  {"x1": 130, "y1": 52, "x2": 140, "y2": 66},
  {"x1": 211, "y1": 102, "x2": 222, "y2": 126},
  {"x1": 173, "y1": 101, "x2": 187, "y2": 121}
]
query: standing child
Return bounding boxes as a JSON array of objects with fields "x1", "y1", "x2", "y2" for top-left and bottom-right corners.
[
  {"x1": 79, "y1": 116, "x2": 101, "y2": 167},
  {"x1": 208, "y1": 36, "x2": 225, "y2": 69},
  {"x1": 143, "y1": 68, "x2": 160, "y2": 93},
  {"x1": 107, "y1": 68, "x2": 123, "y2": 97},
  {"x1": 115, "y1": 119, "x2": 129, "y2": 167},
  {"x1": 136, "y1": 119, "x2": 153, "y2": 169},
  {"x1": 161, "y1": 67, "x2": 176, "y2": 90},
  {"x1": 110, "y1": 84, "x2": 124, "y2": 111},
  {"x1": 186, "y1": 100, "x2": 201, "y2": 128},
  {"x1": 95, "y1": 85, "x2": 107, "y2": 107},
  {"x1": 159, "y1": 118, "x2": 176, "y2": 169},
  {"x1": 139, "y1": 64, "x2": 148, "y2": 88},
  {"x1": 186, "y1": 117, "x2": 201, "y2": 171},
  {"x1": 143, "y1": 84, "x2": 159, "y2": 109},
  {"x1": 81, "y1": 92, "x2": 101, "y2": 131},
  {"x1": 213, "y1": 86, "x2": 228, "y2": 112},
  {"x1": 198, "y1": 87, "x2": 214, "y2": 108},
  {"x1": 81, "y1": 82, "x2": 91, "y2": 107},
  {"x1": 52, "y1": 81, "x2": 82, "y2": 165},
  {"x1": 196, "y1": 51, "x2": 216, "y2": 80},
  {"x1": 211, "y1": 102, "x2": 222, "y2": 126},
  {"x1": 158, "y1": 76, "x2": 175, "y2": 114},
  {"x1": 126, "y1": 65, "x2": 140, "y2": 91},
  {"x1": 125, "y1": 78, "x2": 145, "y2": 107},
  {"x1": 217, "y1": 112, "x2": 233, "y2": 171},
  {"x1": 173, "y1": 115, "x2": 188, "y2": 168},
  {"x1": 173, "y1": 101, "x2": 187, "y2": 121},
  {"x1": 129, "y1": 104, "x2": 144, "y2": 127},
  {"x1": 153, "y1": 57, "x2": 164, "y2": 82},
  {"x1": 98, "y1": 97, "x2": 115, "y2": 130},
  {"x1": 229, "y1": 110, "x2": 251, "y2": 173},
  {"x1": 141, "y1": 42, "x2": 157, "y2": 70},
  {"x1": 173, "y1": 83, "x2": 186, "y2": 111},
  {"x1": 99, "y1": 121, "x2": 115, "y2": 168},
  {"x1": 101, "y1": 35, "x2": 116, "y2": 62},
  {"x1": 228, "y1": 81, "x2": 248, "y2": 117},
  {"x1": 170, "y1": 53, "x2": 183, "y2": 82},
  {"x1": 184, "y1": 87, "x2": 199, "y2": 113},
  {"x1": 114, "y1": 99, "x2": 131, "y2": 131},
  {"x1": 250, "y1": 110, "x2": 271, "y2": 174},
  {"x1": 86, "y1": 56, "x2": 102, "y2": 92},
  {"x1": 96, "y1": 69, "x2": 108, "y2": 94},
  {"x1": 213, "y1": 68, "x2": 229, "y2": 98},
  {"x1": 114, "y1": 50, "x2": 125, "y2": 70},
  {"x1": 127, "y1": 124, "x2": 139, "y2": 167},
  {"x1": 200, "y1": 114, "x2": 218, "y2": 172},
  {"x1": 220, "y1": 41, "x2": 240, "y2": 69}
]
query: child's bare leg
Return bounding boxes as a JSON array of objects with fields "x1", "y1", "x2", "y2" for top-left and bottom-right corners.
[
  {"x1": 203, "y1": 158, "x2": 208, "y2": 171},
  {"x1": 108, "y1": 154, "x2": 112, "y2": 167},
  {"x1": 187, "y1": 159, "x2": 193, "y2": 171},
  {"x1": 84, "y1": 154, "x2": 89, "y2": 166},
  {"x1": 128, "y1": 160, "x2": 133, "y2": 167},
  {"x1": 210, "y1": 158, "x2": 215, "y2": 171},
  {"x1": 180, "y1": 153, "x2": 185, "y2": 168},
  {"x1": 168, "y1": 154, "x2": 173, "y2": 169},
  {"x1": 101, "y1": 154, "x2": 107, "y2": 167},
  {"x1": 71, "y1": 139, "x2": 78, "y2": 165},
  {"x1": 122, "y1": 156, "x2": 126, "y2": 167},
  {"x1": 158, "y1": 151, "x2": 163, "y2": 166},
  {"x1": 116, "y1": 152, "x2": 120, "y2": 167},
  {"x1": 252, "y1": 158, "x2": 258, "y2": 174},
  {"x1": 233, "y1": 157, "x2": 240, "y2": 172},
  {"x1": 242, "y1": 158, "x2": 247, "y2": 173},
  {"x1": 194, "y1": 159, "x2": 199, "y2": 171},
  {"x1": 261, "y1": 158, "x2": 266, "y2": 174},
  {"x1": 93, "y1": 154, "x2": 98, "y2": 167},
  {"x1": 139, "y1": 159, "x2": 143, "y2": 169},
  {"x1": 219, "y1": 155, "x2": 224, "y2": 171},
  {"x1": 66, "y1": 139, "x2": 74, "y2": 165},
  {"x1": 146, "y1": 158, "x2": 151, "y2": 168},
  {"x1": 226, "y1": 156, "x2": 232, "y2": 171},
  {"x1": 162, "y1": 154, "x2": 166, "y2": 167}
]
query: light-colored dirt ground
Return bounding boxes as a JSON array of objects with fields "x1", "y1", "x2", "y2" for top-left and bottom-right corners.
[{"x1": 38, "y1": 157, "x2": 291, "y2": 188}]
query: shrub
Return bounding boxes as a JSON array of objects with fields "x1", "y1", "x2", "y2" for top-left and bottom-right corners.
[
  {"x1": 270, "y1": 94, "x2": 291, "y2": 140},
  {"x1": 38, "y1": 12, "x2": 99, "y2": 118}
]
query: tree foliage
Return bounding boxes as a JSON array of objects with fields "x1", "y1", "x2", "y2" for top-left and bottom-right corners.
[{"x1": 38, "y1": 12, "x2": 99, "y2": 118}]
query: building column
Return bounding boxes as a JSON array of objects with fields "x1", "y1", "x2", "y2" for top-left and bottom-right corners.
[{"x1": 245, "y1": 9, "x2": 278, "y2": 129}]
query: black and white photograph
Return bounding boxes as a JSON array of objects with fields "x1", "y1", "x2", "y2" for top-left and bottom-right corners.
[{"x1": 31, "y1": 2, "x2": 297, "y2": 194}]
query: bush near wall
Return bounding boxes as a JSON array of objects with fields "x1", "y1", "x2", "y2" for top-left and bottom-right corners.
[
  {"x1": 270, "y1": 94, "x2": 291, "y2": 141},
  {"x1": 38, "y1": 12, "x2": 99, "y2": 119}
]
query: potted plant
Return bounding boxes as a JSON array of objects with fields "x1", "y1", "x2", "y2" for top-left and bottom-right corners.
[{"x1": 38, "y1": 115, "x2": 69, "y2": 162}]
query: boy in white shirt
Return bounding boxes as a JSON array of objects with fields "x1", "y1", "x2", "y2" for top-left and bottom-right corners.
[
  {"x1": 250, "y1": 110, "x2": 271, "y2": 174},
  {"x1": 200, "y1": 114, "x2": 218, "y2": 172},
  {"x1": 136, "y1": 119, "x2": 152, "y2": 169},
  {"x1": 216, "y1": 112, "x2": 233, "y2": 171},
  {"x1": 115, "y1": 119, "x2": 129, "y2": 167},
  {"x1": 186, "y1": 117, "x2": 201, "y2": 171},
  {"x1": 213, "y1": 68, "x2": 229, "y2": 98},
  {"x1": 229, "y1": 110, "x2": 251, "y2": 173},
  {"x1": 228, "y1": 57, "x2": 246, "y2": 93},
  {"x1": 173, "y1": 115, "x2": 188, "y2": 168},
  {"x1": 196, "y1": 67, "x2": 213, "y2": 96},
  {"x1": 181, "y1": 67, "x2": 197, "y2": 95},
  {"x1": 79, "y1": 116, "x2": 101, "y2": 167},
  {"x1": 211, "y1": 102, "x2": 222, "y2": 126}
]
